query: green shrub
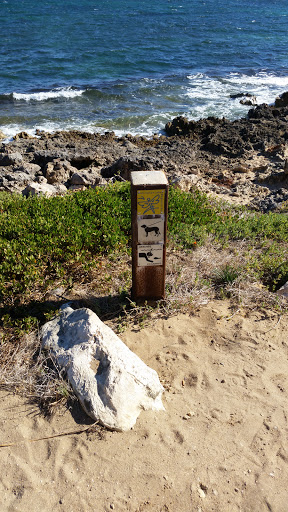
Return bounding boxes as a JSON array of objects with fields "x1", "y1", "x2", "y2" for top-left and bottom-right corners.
[
  {"x1": 0, "y1": 183, "x2": 288, "y2": 306},
  {"x1": 168, "y1": 187, "x2": 288, "y2": 247},
  {"x1": 0, "y1": 184, "x2": 131, "y2": 300}
]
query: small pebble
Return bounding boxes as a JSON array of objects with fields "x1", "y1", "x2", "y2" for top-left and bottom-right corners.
[
  {"x1": 198, "y1": 488, "x2": 206, "y2": 499},
  {"x1": 183, "y1": 411, "x2": 195, "y2": 420}
]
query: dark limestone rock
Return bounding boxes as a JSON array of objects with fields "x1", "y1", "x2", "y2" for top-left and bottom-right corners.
[
  {"x1": 230, "y1": 92, "x2": 254, "y2": 99},
  {"x1": 33, "y1": 150, "x2": 70, "y2": 167},
  {"x1": 70, "y1": 153, "x2": 98, "y2": 170},
  {"x1": 240, "y1": 96, "x2": 257, "y2": 106},
  {"x1": 0, "y1": 152, "x2": 23, "y2": 166},
  {"x1": 14, "y1": 163, "x2": 41, "y2": 176},
  {"x1": 256, "y1": 188, "x2": 288, "y2": 212},
  {"x1": 165, "y1": 116, "x2": 197, "y2": 137},
  {"x1": 101, "y1": 156, "x2": 147, "y2": 179},
  {"x1": 275, "y1": 91, "x2": 288, "y2": 108}
]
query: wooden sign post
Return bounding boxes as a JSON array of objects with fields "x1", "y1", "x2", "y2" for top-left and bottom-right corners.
[{"x1": 131, "y1": 170, "x2": 168, "y2": 301}]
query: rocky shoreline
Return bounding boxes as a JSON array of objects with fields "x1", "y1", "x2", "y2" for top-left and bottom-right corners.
[{"x1": 1, "y1": 96, "x2": 288, "y2": 212}]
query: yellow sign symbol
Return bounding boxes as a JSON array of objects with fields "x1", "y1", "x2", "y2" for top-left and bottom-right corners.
[{"x1": 137, "y1": 189, "x2": 165, "y2": 215}]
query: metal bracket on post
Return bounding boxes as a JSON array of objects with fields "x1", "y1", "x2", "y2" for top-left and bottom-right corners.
[{"x1": 131, "y1": 170, "x2": 169, "y2": 301}]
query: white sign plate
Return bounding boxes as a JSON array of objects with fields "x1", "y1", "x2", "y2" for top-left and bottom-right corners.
[
  {"x1": 137, "y1": 217, "x2": 165, "y2": 244},
  {"x1": 137, "y1": 244, "x2": 163, "y2": 267}
]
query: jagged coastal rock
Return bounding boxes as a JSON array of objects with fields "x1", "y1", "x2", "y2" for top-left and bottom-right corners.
[
  {"x1": 1, "y1": 96, "x2": 288, "y2": 211},
  {"x1": 41, "y1": 305, "x2": 165, "y2": 431}
]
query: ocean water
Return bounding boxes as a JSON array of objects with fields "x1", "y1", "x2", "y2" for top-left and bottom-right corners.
[{"x1": 1, "y1": 0, "x2": 288, "y2": 139}]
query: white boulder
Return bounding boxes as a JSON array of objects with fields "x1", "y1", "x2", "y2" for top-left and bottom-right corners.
[
  {"x1": 22, "y1": 181, "x2": 68, "y2": 197},
  {"x1": 41, "y1": 305, "x2": 164, "y2": 431}
]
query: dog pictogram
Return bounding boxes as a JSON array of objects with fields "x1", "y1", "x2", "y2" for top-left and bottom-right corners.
[{"x1": 141, "y1": 224, "x2": 160, "y2": 237}]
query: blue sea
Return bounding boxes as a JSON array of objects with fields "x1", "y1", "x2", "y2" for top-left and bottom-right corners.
[{"x1": 1, "y1": 0, "x2": 288, "y2": 139}]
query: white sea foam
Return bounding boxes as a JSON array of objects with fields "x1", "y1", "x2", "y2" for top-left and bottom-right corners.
[
  {"x1": 12, "y1": 87, "x2": 85, "y2": 102},
  {"x1": 0, "y1": 123, "x2": 60, "y2": 142},
  {"x1": 0, "y1": 120, "x2": 128, "y2": 142},
  {"x1": 0, "y1": 115, "x2": 166, "y2": 142},
  {"x1": 186, "y1": 72, "x2": 288, "y2": 120}
]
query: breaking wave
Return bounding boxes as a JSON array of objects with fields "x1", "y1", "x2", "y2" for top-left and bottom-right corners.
[{"x1": 12, "y1": 87, "x2": 85, "y2": 102}]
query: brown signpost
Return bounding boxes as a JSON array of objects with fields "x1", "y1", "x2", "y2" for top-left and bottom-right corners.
[{"x1": 131, "y1": 170, "x2": 169, "y2": 301}]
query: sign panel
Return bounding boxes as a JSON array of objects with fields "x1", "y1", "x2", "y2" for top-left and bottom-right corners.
[
  {"x1": 137, "y1": 189, "x2": 165, "y2": 216},
  {"x1": 131, "y1": 170, "x2": 168, "y2": 299},
  {"x1": 137, "y1": 244, "x2": 163, "y2": 267},
  {"x1": 137, "y1": 216, "x2": 165, "y2": 244}
]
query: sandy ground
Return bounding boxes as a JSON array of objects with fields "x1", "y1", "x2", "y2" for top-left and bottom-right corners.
[{"x1": 1, "y1": 300, "x2": 288, "y2": 512}]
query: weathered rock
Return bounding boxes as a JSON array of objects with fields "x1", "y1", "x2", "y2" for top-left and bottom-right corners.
[
  {"x1": 232, "y1": 164, "x2": 250, "y2": 173},
  {"x1": 0, "y1": 165, "x2": 41, "y2": 192},
  {"x1": 255, "y1": 188, "x2": 288, "y2": 212},
  {"x1": 22, "y1": 182, "x2": 67, "y2": 197},
  {"x1": 68, "y1": 184, "x2": 87, "y2": 191},
  {"x1": 70, "y1": 172, "x2": 89, "y2": 186},
  {"x1": 0, "y1": 152, "x2": 23, "y2": 166},
  {"x1": 256, "y1": 168, "x2": 288, "y2": 185},
  {"x1": 102, "y1": 153, "x2": 165, "y2": 180},
  {"x1": 16, "y1": 163, "x2": 42, "y2": 175},
  {"x1": 69, "y1": 168, "x2": 103, "y2": 186},
  {"x1": 169, "y1": 174, "x2": 199, "y2": 191},
  {"x1": 41, "y1": 305, "x2": 165, "y2": 431},
  {"x1": 0, "y1": 131, "x2": 6, "y2": 140},
  {"x1": 44, "y1": 159, "x2": 76, "y2": 184},
  {"x1": 0, "y1": 177, "x2": 12, "y2": 191},
  {"x1": 101, "y1": 156, "x2": 145, "y2": 179},
  {"x1": 70, "y1": 152, "x2": 98, "y2": 169},
  {"x1": 33, "y1": 150, "x2": 71, "y2": 167},
  {"x1": 92, "y1": 174, "x2": 107, "y2": 187},
  {"x1": 35, "y1": 176, "x2": 48, "y2": 184},
  {"x1": 230, "y1": 92, "x2": 254, "y2": 99},
  {"x1": 165, "y1": 116, "x2": 193, "y2": 136},
  {"x1": 240, "y1": 96, "x2": 257, "y2": 106},
  {"x1": 13, "y1": 131, "x2": 35, "y2": 140},
  {"x1": 275, "y1": 92, "x2": 288, "y2": 108}
]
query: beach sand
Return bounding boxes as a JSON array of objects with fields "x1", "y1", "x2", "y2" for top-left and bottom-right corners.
[{"x1": 1, "y1": 300, "x2": 288, "y2": 512}]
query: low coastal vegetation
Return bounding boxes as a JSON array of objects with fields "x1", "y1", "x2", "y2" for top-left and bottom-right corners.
[{"x1": 0, "y1": 183, "x2": 287, "y2": 409}]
